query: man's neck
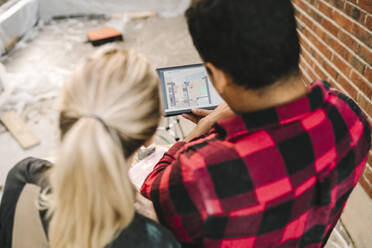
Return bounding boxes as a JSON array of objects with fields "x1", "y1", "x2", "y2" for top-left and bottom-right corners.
[{"x1": 227, "y1": 74, "x2": 308, "y2": 114}]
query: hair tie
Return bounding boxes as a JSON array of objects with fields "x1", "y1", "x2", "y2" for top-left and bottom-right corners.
[{"x1": 80, "y1": 114, "x2": 106, "y2": 126}]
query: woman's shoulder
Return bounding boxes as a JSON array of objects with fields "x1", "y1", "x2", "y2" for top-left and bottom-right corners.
[{"x1": 111, "y1": 213, "x2": 180, "y2": 248}]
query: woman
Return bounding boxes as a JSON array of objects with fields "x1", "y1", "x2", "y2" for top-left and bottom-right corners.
[{"x1": 0, "y1": 48, "x2": 180, "y2": 248}]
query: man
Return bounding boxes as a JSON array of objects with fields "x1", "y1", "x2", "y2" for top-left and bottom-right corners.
[{"x1": 141, "y1": 0, "x2": 371, "y2": 247}]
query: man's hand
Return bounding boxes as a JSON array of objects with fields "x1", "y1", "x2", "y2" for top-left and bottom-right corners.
[
  {"x1": 182, "y1": 109, "x2": 213, "y2": 124},
  {"x1": 183, "y1": 102, "x2": 234, "y2": 142}
]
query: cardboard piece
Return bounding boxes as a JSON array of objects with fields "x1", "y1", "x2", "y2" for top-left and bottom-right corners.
[{"x1": 0, "y1": 111, "x2": 40, "y2": 149}]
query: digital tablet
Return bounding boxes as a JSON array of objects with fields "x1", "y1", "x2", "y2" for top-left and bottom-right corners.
[{"x1": 157, "y1": 64, "x2": 223, "y2": 117}]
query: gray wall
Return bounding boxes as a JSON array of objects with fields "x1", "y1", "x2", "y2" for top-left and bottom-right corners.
[{"x1": 38, "y1": 0, "x2": 191, "y2": 20}]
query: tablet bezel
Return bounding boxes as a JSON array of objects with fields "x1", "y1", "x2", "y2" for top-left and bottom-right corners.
[{"x1": 157, "y1": 64, "x2": 219, "y2": 117}]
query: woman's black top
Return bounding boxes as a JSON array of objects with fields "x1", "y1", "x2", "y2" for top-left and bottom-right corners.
[{"x1": 0, "y1": 157, "x2": 180, "y2": 248}]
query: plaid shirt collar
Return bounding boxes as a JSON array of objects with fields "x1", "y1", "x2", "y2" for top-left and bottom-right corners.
[{"x1": 214, "y1": 80, "x2": 331, "y2": 140}]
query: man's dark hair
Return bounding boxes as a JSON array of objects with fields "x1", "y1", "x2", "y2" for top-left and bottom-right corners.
[{"x1": 186, "y1": 0, "x2": 301, "y2": 89}]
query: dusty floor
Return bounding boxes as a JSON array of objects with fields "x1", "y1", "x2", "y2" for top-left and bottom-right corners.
[
  {"x1": 0, "y1": 15, "x2": 200, "y2": 186},
  {"x1": 0, "y1": 15, "x2": 355, "y2": 248}
]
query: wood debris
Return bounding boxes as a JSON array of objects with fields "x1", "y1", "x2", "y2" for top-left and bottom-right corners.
[{"x1": 0, "y1": 111, "x2": 40, "y2": 149}]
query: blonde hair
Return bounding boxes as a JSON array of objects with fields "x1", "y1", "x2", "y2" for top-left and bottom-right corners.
[{"x1": 47, "y1": 48, "x2": 161, "y2": 248}]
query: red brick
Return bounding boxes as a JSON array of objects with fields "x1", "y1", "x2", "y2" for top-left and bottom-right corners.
[
  {"x1": 313, "y1": 48, "x2": 326, "y2": 62},
  {"x1": 297, "y1": 23, "x2": 307, "y2": 34},
  {"x1": 352, "y1": 24, "x2": 372, "y2": 47},
  {"x1": 294, "y1": 0, "x2": 311, "y2": 15},
  {"x1": 328, "y1": 0, "x2": 346, "y2": 10},
  {"x1": 333, "y1": 11, "x2": 354, "y2": 33},
  {"x1": 330, "y1": 79, "x2": 345, "y2": 91},
  {"x1": 323, "y1": 61, "x2": 339, "y2": 79},
  {"x1": 300, "y1": 53, "x2": 319, "y2": 80},
  {"x1": 330, "y1": 38, "x2": 350, "y2": 61},
  {"x1": 314, "y1": 63, "x2": 328, "y2": 80},
  {"x1": 366, "y1": 16, "x2": 372, "y2": 30},
  {"x1": 313, "y1": 25, "x2": 328, "y2": 41},
  {"x1": 350, "y1": 56, "x2": 366, "y2": 74},
  {"x1": 345, "y1": 2, "x2": 367, "y2": 24},
  {"x1": 357, "y1": 92, "x2": 372, "y2": 117},
  {"x1": 336, "y1": 74, "x2": 358, "y2": 98},
  {"x1": 312, "y1": 9, "x2": 323, "y2": 24},
  {"x1": 350, "y1": 71, "x2": 372, "y2": 98},
  {"x1": 300, "y1": 63, "x2": 318, "y2": 82},
  {"x1": 318, "y1": 1, "x2": 334, "y2": 17},
  {"x1": 356, "y1": 44, "x2": 372, "y2": 66},
  {"x1": 300, "y1": 20, "x2": 332, "y2": 59},
  {"x1": 322, "y1": 18, "x2": 340, "y2": 36},
  {"x1": 301, "y1": 49, "x2": 314, "y2": 68},
  {"x1": 300, "y1": 38, "x2": 310, "y2": 52},
  {"x1": 299, "y1": 11, "x2": 314, "y2": 30},
  {"x1": 309, "y1": 46, "x2": 317, "y2": 57},
  {"x1": 307, "y1": 68, "x2": 318, "y2": 81},
  {"x1": 308, "y1": 32, "x2": 333, "y2": 59},
  {"x1": 365, "y1": 67, "x2": 372, "y2": 83},
  {"x1": 301, "y1": 49, "x2": 315, "y2": 67},
  {"x1": 332, "y1": 55, "x2": 352, "y2": 76},
  {"x1": 358, "y1": 0, "x2": 372, "y2": 13},
  {"x1": 338, "y1": 31, "x2": 358, "y2": 50},
  {"x1": 300, "y1": 68, "x2": 311, "y2": 82}
]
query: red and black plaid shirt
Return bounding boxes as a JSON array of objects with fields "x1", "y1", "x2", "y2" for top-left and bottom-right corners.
[{"x1": 141, "y1": 81, "x2": 371, "y2": 248}]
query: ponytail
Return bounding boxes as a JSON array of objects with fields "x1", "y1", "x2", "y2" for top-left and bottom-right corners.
[{"x1": 48, "y1": 118, "x2": 135, "y2": 248}]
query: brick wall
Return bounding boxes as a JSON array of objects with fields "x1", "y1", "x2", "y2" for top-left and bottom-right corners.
[{"x1": 292, "y1": 0, "x2": 372, "y2": 198}]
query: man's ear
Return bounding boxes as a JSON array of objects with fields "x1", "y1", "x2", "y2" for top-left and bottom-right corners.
[{"x1": 205, "y1": 63, "x2": 230, "y2": 95}]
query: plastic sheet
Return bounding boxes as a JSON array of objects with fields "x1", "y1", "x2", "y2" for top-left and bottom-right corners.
[
  {"x1": 130, "y1": 146, "x2": 168, "y2": 190},
  {"x1": 0, "y1": 1, "x2": 196, "y2": 188},
  {"x1": 39, "y1": 0, "x2": 191, "y2": 20},
  {"x1": 0, "y1": 17, "x2": 121, "y2": 121},
  {"x1": 0, "y1": 0, "x2": 38, "y2": 54},
  {"x1": 0, "y1": 63, "x2": 4, "y2": 92}
]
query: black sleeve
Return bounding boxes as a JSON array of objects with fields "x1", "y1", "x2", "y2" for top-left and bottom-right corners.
[
  {"x1": 111, "y1": 213, "x2": 181, "y2": 248},
  {"x1": 0, "y1": 157, "x2": 51, "y2": 248}
]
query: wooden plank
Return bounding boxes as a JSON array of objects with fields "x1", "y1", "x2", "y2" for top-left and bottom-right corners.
[
  {"x1": 112, "y1": 11, "x2": 156, "y2": 20},
  {"x1": 0, "y1": 111, "x2": 40, "y2": 149},
  {"x1": 4, "y1": 36, "x2": 21, "y2": 53}
]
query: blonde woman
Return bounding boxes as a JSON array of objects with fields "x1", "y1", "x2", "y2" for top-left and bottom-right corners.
[{"x1": 0, "y1": 48, "x2": 180, "y2": 248}]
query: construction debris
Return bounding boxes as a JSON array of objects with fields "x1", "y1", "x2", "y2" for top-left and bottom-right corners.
[
  {"x1": 0, "y1": 63, "x2": 40, "y2": 148},
  {"x1": 88, "y1": 26, "x2": 123, "y2": 46},
  {"x1": 112, "y1": 11, "x2": 157, "y2": 20},
  {"x1": 0, "y1": 111, "x2": 40, "y2": 149}
]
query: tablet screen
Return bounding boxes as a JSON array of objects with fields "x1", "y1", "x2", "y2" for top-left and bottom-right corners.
[{"x1": 157, "y1": 64, "x2": 223, "y2": 116}]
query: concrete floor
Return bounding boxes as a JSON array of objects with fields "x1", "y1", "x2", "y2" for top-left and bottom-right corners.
[
  {"x1": 0, "y1": 15, "x2": 200, "y2": 187},
  {"x1": 0, "y1": 14, "x2": 358, "y2": 248}
]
